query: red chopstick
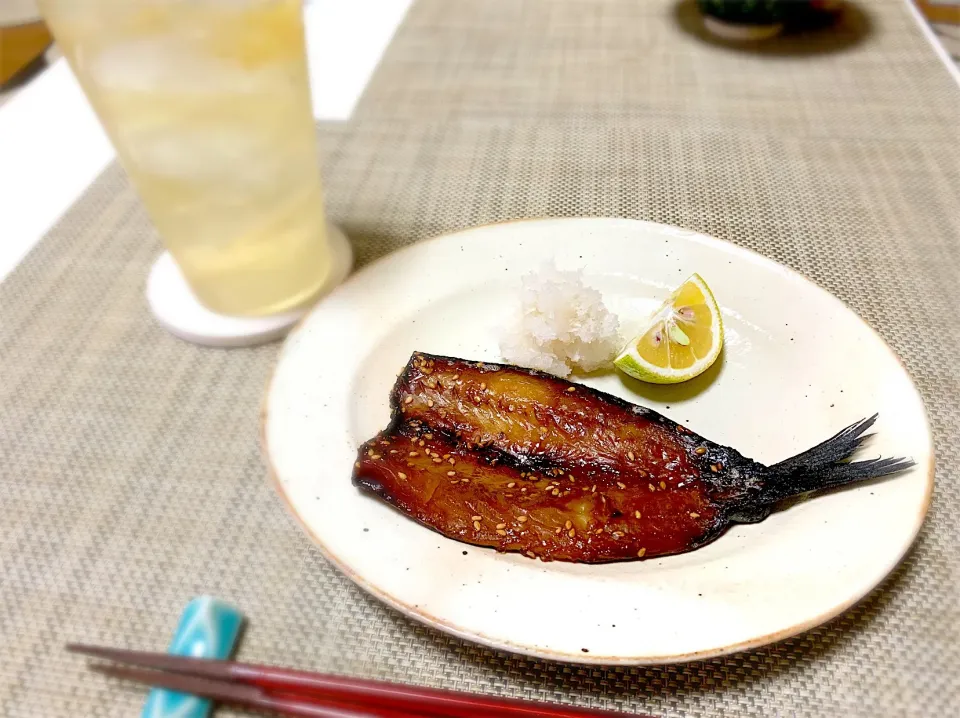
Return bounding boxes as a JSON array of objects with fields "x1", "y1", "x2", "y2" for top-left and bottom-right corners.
[
  {"x1": 68, "y1": 644, "x2": 648, "y2": 718},
  {"x1": 92, "y1": 663, "x2": 411, "y2": 717}
]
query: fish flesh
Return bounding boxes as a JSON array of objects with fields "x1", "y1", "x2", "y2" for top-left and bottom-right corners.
[{"x1": 352, "y1": 353, "x2": 912, "y2": 563}]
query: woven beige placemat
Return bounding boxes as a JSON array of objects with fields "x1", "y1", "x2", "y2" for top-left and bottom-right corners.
[{"x1": 2, "y1": 1, "x2": 959, "y2": 716}]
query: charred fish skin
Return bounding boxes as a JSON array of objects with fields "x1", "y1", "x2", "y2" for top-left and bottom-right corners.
[
  {"x1": 392, "y1": 353, "x2": 770, "y2": 508},
  {"x1": 354, "y1": 420, "x2": 732, "y2": 563},
  {"x1": 352, "y1": 353, "x2": 913, "y2": 563}
]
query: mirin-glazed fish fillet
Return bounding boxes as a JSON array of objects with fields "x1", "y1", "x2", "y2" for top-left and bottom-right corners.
[{"x1": 352, "y1": 353, "x2": 912, "y2": 563}]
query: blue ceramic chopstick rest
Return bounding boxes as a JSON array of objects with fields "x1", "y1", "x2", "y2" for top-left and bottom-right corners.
[{"x1": 141, "y1": 596, "x2": 244, "y2": 718}]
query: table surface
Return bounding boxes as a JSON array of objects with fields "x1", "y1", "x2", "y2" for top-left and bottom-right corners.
[{"x1": 1, "y1": 2, "x2": 959, "y2": 717}]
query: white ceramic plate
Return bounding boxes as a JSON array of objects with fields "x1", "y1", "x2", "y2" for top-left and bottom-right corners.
[{"x1": 263, "y1": 218, "x2": 933, "y2": 664}]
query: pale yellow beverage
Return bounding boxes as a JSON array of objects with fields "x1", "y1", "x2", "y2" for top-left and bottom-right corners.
[{"x1": 39, "y1": 0, "x2": 332, "y2": 316}]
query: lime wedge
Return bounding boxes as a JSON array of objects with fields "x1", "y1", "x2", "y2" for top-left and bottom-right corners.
[{"x1": 614, "y1": 274, "x2": 723, "y2": 384}]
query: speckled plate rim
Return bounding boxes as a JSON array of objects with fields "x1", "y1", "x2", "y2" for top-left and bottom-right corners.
[{"x1": 261, "y1": 217, "x2": 934, "y2": 665}]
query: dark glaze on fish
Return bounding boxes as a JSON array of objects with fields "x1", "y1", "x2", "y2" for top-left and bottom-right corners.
[{"x1": 353, "y1": 353, "x2": 913, "y2": 563}]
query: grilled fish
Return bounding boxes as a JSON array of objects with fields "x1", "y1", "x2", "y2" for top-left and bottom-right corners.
[{"x1": 353, "y1": 353, "x2": 912, "y2": 563}]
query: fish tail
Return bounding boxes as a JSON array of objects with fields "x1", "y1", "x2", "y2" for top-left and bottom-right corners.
[{"x1": 758, "y1": 415, "x2": 914, "y2": 504}]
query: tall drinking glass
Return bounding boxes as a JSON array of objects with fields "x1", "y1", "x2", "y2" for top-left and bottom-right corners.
[{"x1": 39, "y1": 0, "x2": 334, "y2": 317}]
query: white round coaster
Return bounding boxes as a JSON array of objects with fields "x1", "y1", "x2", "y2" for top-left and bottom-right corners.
[{"x1": 147, "y1": 223, "x2": 353, "y2": 347}]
